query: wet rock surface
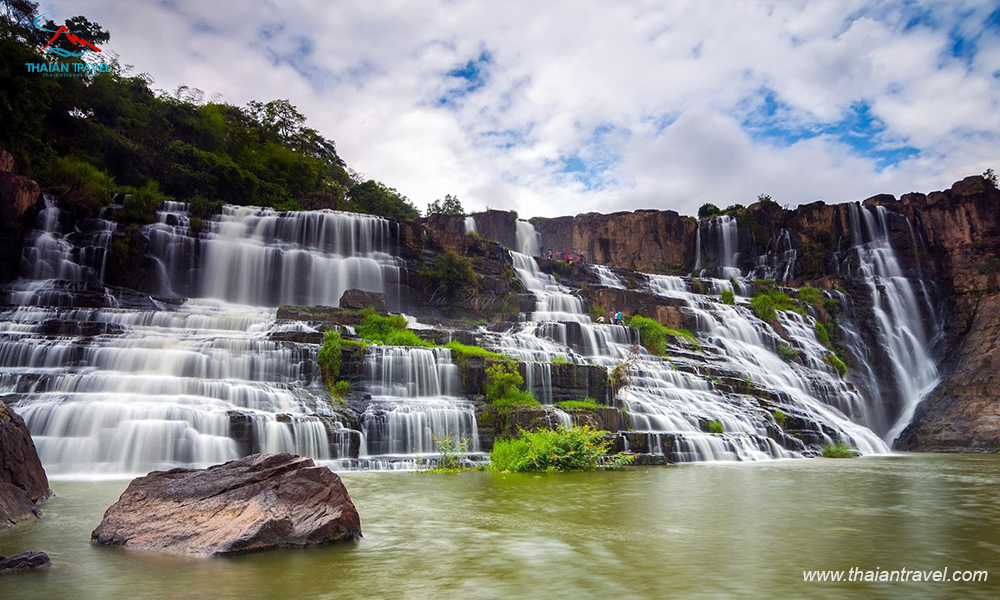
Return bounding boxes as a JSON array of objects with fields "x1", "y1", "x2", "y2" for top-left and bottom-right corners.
[
  {"x1": 91, "y1": 453, "x2": 362, "y2": 556},
  {"x1": 0, "y1": 402, "x2": 50, "y2": 530},
  {"x1": 0, "y1": 551, "x2": 52, "y2": 574}
]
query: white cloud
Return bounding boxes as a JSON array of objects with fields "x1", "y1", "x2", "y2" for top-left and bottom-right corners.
[{"x1": 42, "y1": 0, "x2": 1000, "y2": 217}]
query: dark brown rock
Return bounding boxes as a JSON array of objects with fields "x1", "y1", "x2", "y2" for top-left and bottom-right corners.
[
  {"x1": 339, "y1": 289, "x2": 388, "y2": 313},
  {"x1": 91, "y1": 453, "x2": 362, "y2": 556},
  {"x1": 0, "y1": 148, "x2": 14, "y2": 173},
  {"x1": 0, "y1": 402, "x2": 50, "y2": 530},
  {"x1": 0, "y1": 172, "x2": 40, "y2": 223},
  {"x1": 896, "y1": 292, "x2": 1000, "y2": 451},
  {"x1": 0, "y1": 551, "x2": 52, "y2": 574}
]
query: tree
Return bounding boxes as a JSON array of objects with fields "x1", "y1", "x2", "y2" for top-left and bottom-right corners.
[
  {"x1": 698, "y1": 203, "x2": 720, "y2": 218},
  {"x1": 420, "y1": 248, "x2": 479, "y2": 299},
  {"x1": 756, "y1": 194, "x2": 778, "y2": 210},
  {"x1": 345, "y1": 180, "x2": 419, "y2": 221},
  {"x1": 426, "y1": 194, "x2": 465, "y2": 216},
  {"x1": 984, "y1": 168, "x2": 997, "y2": 190}
]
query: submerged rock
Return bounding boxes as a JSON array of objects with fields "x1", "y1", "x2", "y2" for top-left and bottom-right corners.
[
  {"x1": 0, "y1": 551, "x2": 52, "y2": 574},
  {"x1": 0, "y1": 402, "x2": 51, "y2": 530},
  {"x1": 91, "y1": 453, "x2": 362, "y2": 556}
]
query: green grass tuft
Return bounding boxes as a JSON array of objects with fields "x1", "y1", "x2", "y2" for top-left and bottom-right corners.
[
  {"x1": 822, "y1": 441, "x2": 856, "y2": 458},
  {"x1": 556, "y1": 398, "x2": 602, "y2": 410},
  {"x1": 489, "y1": 426, "x2": 633, "y2": 472}
]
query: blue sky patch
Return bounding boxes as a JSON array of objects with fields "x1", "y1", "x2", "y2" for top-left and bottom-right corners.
[{"x1": 742, "y1": 93, "x2": 920, "y2": 170}]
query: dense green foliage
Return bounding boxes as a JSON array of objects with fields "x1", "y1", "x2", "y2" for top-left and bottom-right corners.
[
  {"x1": 756, "y1": 194, "x2": 778, "y2": 210},
  {"x1": 443, "y1": 341, "x2": 508, "y2": 362},
  {"x1": 777, "y1": 343, "x2": 799, "y2": 362},
  {"x1": 356, "y1": 311, "x2": 430, "y2": 347},
  {"x1": 317, "y1": 330, "x2": 343, "y2": 390},
  {"x1": 814, "y1": 322, "x2": 830, "y2": 346},
  {"x1": 698, "y1": 203, "x2": 721, "y2": 218},
  {"x1": 797, "y1": 285, "x2": 823, "y2": 305},
  {"x1": 0, "y1": 2, "x2": 418, "y2": 221},
  {"x1": 624, "y1": 315, "x2": 666, "y2": 355},
  {"x1": 773, "y1": 409, "x2": 787, "y2": 427},
  {"x1": 332, "y1": 380, "x2": 351, "y2": 398},
  {"x1": 624, "y1": 316, "x2": 695, "y2": 355},
  {"x1": 750, "y1": 294, "x2": 776, "y2": 322},
  {"x1": 750, "y1": 288, "x2": 804, "y2": 322},
  {"x1": 825, "y1": 353, "x2": 847, "y2": 377},
  {"x1": 426, "y1": 194, "x2": 465, "y2": 216},
  {"x1": 822, "y1": 441, "x2": 856, "y2": 458},
  {"x1": 707, "y1": 420, "x2": 724, "y2": 434},
  {"x1": 485, "y1": 362, "x2": 538, "y2": 408},
  {"x1": 420, "y1": 249, "x2": 479, "y2": 299},
  {"x1": 721, "y1": 289, "x2": 736, "y2": 305},
  {"x1": 555, "y1": 398, "x2": 602, "y2": 410},
  {"x1": 489, "y1": 426, "x2": 633, "y2": 472}
]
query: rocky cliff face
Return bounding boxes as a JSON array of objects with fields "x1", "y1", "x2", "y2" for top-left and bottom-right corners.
[
  {"x1": 890, "y1": 178, "x2": 1000, "y2": 451},
  {"x1": 534, "y1": 210, "x2": 697, "y2": 273},
  {"x1": 0, "y1": 402, "x2": 51, "y2": 530}
]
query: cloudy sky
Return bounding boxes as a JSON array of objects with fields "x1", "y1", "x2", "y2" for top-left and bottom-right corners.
[{"x1": 42, "y1": 0, "x2": 1000, "y2": 217}]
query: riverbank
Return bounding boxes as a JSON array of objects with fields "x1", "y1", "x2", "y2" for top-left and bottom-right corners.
[{"x1": 2, "y1": 454, "x2": 998, "y2": 599}]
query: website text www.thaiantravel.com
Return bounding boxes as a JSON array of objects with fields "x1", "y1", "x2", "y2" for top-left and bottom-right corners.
[{"x1": 804, "y1": 567, "x2": 988, "y2": 583}]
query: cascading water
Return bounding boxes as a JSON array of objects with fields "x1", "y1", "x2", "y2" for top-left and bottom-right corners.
[
  {"x1": 842, "y1": 203, "x2": 941, "y2": 443},
  {"x1": 147, "y1": 203, "x2": 400, "y2": 309},
  {"x1": 752, "y1": 229, "x2": 797, "y2": 282},
  {"x1": 510, "y1": 251, "x2": 588, "y2": 322},
  {"x1": 694, "y1": 215, "x2": 741, "y2": 279},
  {"x1": 592, "y1": 265, "x2": 625, "y2": 289},
  {"x1": 0, "y1": 301, "x2": 350, "y2": 477},
  {"x1": 354, "y1": 346, "x2": 479, "y2": 461},
  {"x1": 8, "y1": 194, "x2": 118, "y2": 307},
  {"x1": 515, "y1": 219, "x2": 542, "y2": 256},
  {"x1": 0, "y1": 200, "x2": 409, "y2": 476},
  {"x1": 1, "y1": 194, "x2": 930, "y2": 472},
  {"x1": 463, "y1": 216, "x2": 478, "y2": 235}
]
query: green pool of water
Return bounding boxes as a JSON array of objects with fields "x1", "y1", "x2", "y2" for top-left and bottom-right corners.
[{"x1": 2, "y1": 454, "x2": 999, "y2": 599}]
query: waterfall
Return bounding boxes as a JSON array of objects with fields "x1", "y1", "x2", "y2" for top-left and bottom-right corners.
[
  {"x1": 148, "y1": 204, "x2": 400, "y2": 309},
  {"x1": 0, "y1": 301, "x2": 349, "y2": 477},
  {"x1": 9, "y1": 194, "x2": 117, "y2": 307},
  {"x1": 844, "y1": 203, "x2": 941, "y2": 443},
  {"x1": 356, "y1": 346, "x2": 479, "y2": 457},
  {"x1": 592, "y1": 265, "x2": 625, "y2": 289},
  {"x1": 695, "y1": 215, "x2": 741, "y2": 279},
  {"x1": 752, "y1": 229, "x2": 797, "y2": 282},
  {"x1": 2, "y1": 193, "x2": 932, "y2": 471},
  {"x1": 510, "y1": 251, "x2": 588, "y2": 322},
  {"x1": 515, "y1": 219, "x2": 542, "y2": 256},
  {"x1": 463, "y1": 216, "x2": 478, "y2": 235}
]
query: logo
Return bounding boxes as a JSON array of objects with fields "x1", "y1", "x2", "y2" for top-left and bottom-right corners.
[
  {"x1": 25, "y1": 14, "x2": 110, "y2": 77},
  {"x1": 34, "y1": 14, "x2": 102, "y2": 57}
]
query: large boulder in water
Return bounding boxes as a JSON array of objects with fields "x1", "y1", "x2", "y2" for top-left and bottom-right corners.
[
  {"x1": 91, "y1": 453, "x2": 362, "y2": 556},
  {"x1": 0, "y1": 402, "x2": 51, "y2": 531}
]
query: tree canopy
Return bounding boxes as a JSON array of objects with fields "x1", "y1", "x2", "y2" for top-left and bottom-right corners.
[
  {"x1": 426, "y1": 194, "x2": 465, "y2": 216},
  {"x1": 0, "y1": 0, "x2": 418, "y2": 222}
]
